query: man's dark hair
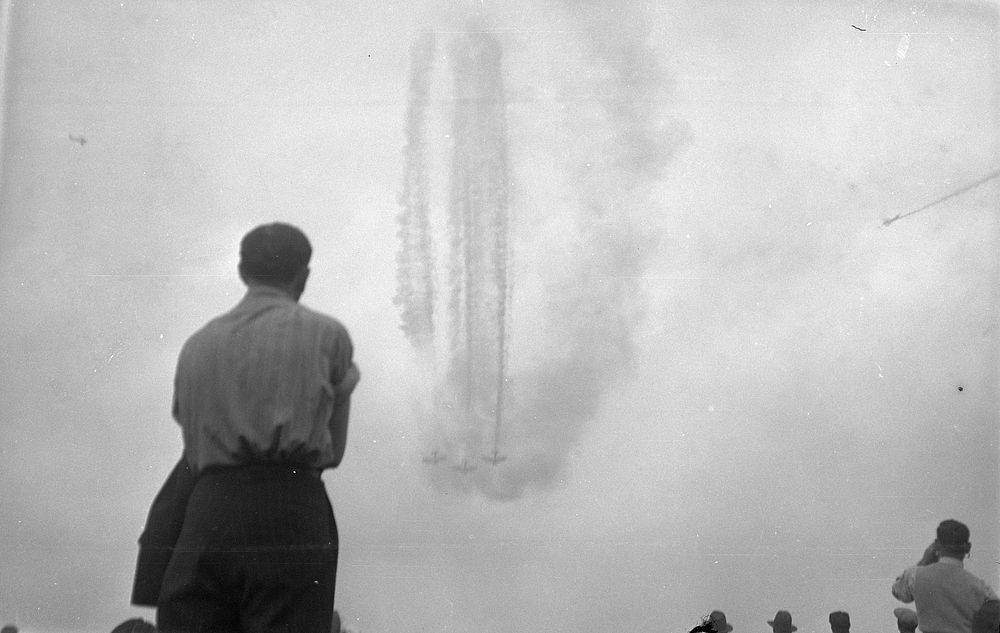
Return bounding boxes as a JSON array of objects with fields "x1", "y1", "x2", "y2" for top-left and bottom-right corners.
[
  {"x1": 239, "y1": 223, "x2": 312, "y2": 284},
  {"x1": 829, "y1": 612, "x2": 850, "y2": 631},
  {"x1": 937, "y1": 519, "x2": 971, "y2": 555}
]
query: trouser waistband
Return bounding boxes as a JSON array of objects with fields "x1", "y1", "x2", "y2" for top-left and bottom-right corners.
[{"x1": 198, "y1": 462, "x2": 322, "y2": 481}]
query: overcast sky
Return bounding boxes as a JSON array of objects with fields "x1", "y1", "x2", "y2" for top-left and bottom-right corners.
[{"x1": 0, "y1": 2, "x2": 997, "y2": 633}]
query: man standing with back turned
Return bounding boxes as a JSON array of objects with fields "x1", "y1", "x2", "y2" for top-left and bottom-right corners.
[
  {"x1": 157, "y1": 223, "x2": 360, "y2": 633},
  {"x1": 892, "y1": 519, "x2": 998, "y2": 633}
]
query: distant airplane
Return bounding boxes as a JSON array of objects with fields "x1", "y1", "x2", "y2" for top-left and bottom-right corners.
[
  {"x1": 421, "y1": 449, "x2": 446, "y2": 465},
  {"x1": 882, "y1": 168, "x2": 1000, "y2": 227},
  {"x1": 482, "y1": 448, "x2": 506, "y2": 465},
  {"x1": 452, "y1": 459, "x2": 477, "y2": 473},
  {"x1": 68, "y1": 134, "x2": 86, "y2": 146},
  {"x1": 881, "y1": 213, "x2": 901, "y2": 227}
]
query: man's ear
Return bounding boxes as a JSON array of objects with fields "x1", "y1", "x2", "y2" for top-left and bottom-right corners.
[{"x1": 294, "y1": 266, "x2": 310, "y2": 294}]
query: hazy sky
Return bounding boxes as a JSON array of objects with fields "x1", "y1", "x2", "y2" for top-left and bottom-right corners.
[{"x1": 0, "y1": 2, "x2": 997, "y2": 633}]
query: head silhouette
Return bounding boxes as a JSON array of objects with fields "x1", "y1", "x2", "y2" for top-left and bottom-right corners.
[
  {"x1": 238, "y1": 222, "x2": 312, "y2": 299},
  {"x1": 935, "y1": 519, "x2": 972, "y2": 558}
]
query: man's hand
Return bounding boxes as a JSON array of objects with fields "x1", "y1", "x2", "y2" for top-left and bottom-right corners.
[
  {"x1": 335, "y1": 363, "x2": 360, "y2": 398},
  {"x1": 328, "y1": 363, "x2": 360, "y2": 468},
  {"x1": 917, "y1": 543, "x2": 939, "y2": 566}
]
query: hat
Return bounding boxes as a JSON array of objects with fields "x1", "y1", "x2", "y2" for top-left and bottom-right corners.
[
  {"x1": 829, "y1": 612, "x2": 851, "y2": 630},
  {"x1": 109, "y1": 619, "x2": 156, "y2": 633},
  {"x1": 768, "y1": 611, "x2": 798, "y2": 633},
  {"x1": 710, "y1": 611, "x2": 734, "y2": 633},
  {"x1": 936, "y1": 519, "x2": 971, "y2": 550},
  {"x1": 894, "y1": 608, "x2": 918, "y2": 629},
  {"x1": 239, "y1": 222, "x2": 312, "y2": 283}
]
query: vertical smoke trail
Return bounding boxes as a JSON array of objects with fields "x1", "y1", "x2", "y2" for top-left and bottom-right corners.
[
  {"x1": 395, "y1": 30, "x2": 512, "y2": 473},
  {"x1": 490, "y1": 54, "x2": 512, "y2": 460},
  {"x1": 398, "y1": 19, "x2": 685, "y2": 500},
  {"x1": 0, "y1": 0, "x2": 13, "y2": 170},
  {"x1": 478, "y1": 4, "x2": 689, "y2": 499},
  {"x1": 438, "y1": 32, "x2": 511, "y2": 462},
  {"x1": 394, "y1": 31, "x2": 437, "y2": 355}
]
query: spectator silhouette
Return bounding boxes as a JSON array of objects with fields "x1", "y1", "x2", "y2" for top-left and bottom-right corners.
[
  {"x1": 893, "y1": 519, "x2": 998, "y2": 633},
  {"x1": 830, "y1": 612, "x2": 851, "y2": 633},
  {"x1": 110, "y1": 619, "x2": 156, "y2": 633},
  {"x1": 153, "y1": 223, "x2": 360, "y2": 633},
  {"x1": 709, "y1": 611, "x2": 734, "y2": 633},
  {"x1": 894, "y1": 608, "x2": 918, "y2": 633},
  {"x1": 691, "y1": 621, "x2": 717, "y2": 633},
  {"x1": 972, "y1": 600, "x2": 1000, "y2": 633},
  {"x1": 768, "y1": 611, "x2": 798, "y2": 633}
]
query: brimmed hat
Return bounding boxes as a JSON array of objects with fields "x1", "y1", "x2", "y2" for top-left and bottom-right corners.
[
  {"x1": 109, "y1": 620, "x2": 156, "y2": 633},
  {"x1": 829, "y1": 612, "x2": 851, "y2": 630},
  {"x1": 894, "y1": 608, "x2": 918, "y2": 629},
  {"x1": 709, "y1": 611, "x2": 734, "y2": 633},
  {"x1": 768, "y1": 611, "x2": 797, "y2": 633}
]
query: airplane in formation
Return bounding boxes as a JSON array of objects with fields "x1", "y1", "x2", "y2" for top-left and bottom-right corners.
[
  {"x1": 422, "y1": 449, "x2": 446, "y2": 465},
  {"x1": 482, "y1": 448, "x2": 506, "y2": 465},
  {"x1": 452, "y1": 459, "x2": 478, "y2": 473}
]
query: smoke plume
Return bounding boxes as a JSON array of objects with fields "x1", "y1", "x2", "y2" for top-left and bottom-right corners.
[
  {"x1": 394, "y1": 31, "x2": 438, "y2": 356},
  {"x1": 396, "y1": 9, "x2": 689, "y2": 499}
]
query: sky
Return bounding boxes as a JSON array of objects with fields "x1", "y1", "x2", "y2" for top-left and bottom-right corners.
[{"x1": 0, "y1": 1, "x2": 997, "y2": 633}]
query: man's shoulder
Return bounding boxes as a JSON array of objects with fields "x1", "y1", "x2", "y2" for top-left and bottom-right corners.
[
  {"x1": 180, "y1": 300, "x2": 351, "y2": 351},
  {"x1": 295, "y1": 303, "x2": 351, "y2": 338},
  {"x1": 182, "y1": 309, "x2": 237, "y2": 342},
  {"x1": 916, "y1": 561, "x2": 988, "y2": 584}
]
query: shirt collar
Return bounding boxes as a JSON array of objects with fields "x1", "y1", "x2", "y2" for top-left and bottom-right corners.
[
  {"x1": 241, "y1": 284, "x2": 297, "y2": 305},
  {"x1": 937, "y1": 556, "x2": 964, "y2": 567}
]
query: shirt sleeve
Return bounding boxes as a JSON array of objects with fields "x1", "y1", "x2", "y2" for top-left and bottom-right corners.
[
  {"x1": 334, "y1": 362, "x2": 360, "y2": 398},
  {"x1": 982, "y1": 579, "x2": 999, "y2": 602},
  {"x1": 327, "y1": 321, "x2": 355, "y2": 388},
  {"x1": 892, "y1": 567, "x2": 917, "y2": 603}
]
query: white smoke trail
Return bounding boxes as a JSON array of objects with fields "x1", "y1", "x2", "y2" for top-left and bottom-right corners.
[
  {"x1": 394, "y1": 31, "x2": 437, "y2": 356},
  {"x1": 397, "y1": 10, "x2": 687, "y2": 498},
  {"x1": 394, "y1": 29, "x2": 513, "y2": 477},
  {"x1": 475, "y1": 4, "x2": 690, "y2": 499},
  {"x1": 0, "y1": 0, "x2": 13, "y2": 180},
  {"x1": 437, "y1": 32, "x2": 510, "y2": 465}
]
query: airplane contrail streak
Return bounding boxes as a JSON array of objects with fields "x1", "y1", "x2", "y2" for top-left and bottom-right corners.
[{"x1": 881, "y1": 168, "x2": 1000, "y2": 227}]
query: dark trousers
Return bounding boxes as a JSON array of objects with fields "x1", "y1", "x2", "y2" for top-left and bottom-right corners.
[
  {"x1": 156, "y1": 464, "x2": 338, "y2": 633},
  {"x1": 133, "y1": 457, "x2": 197, "y2": 607}
]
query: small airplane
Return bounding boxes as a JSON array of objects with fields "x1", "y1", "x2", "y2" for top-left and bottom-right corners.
[
  {"x1": 68, "y1": 134, "x2": 86, "y2": 146},
  {"x1": 881, "y1": 213, "x2": 902, "y2": 227},
  {"x1": 421, "y1": 449, "x2": 446, "y2": 465},
  {"x1": 881, "y1": 168, "x2": 1000, "y2": 228},
  {"x1": 452, "y1": 459, "x2": 478, "y2": 473},
  {"x1": 482, "y1": 449, "x2": 507, "y2": 465}
]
